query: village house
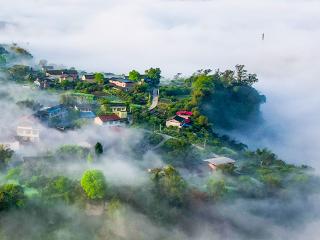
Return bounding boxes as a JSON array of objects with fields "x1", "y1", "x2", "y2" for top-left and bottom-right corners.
[
  {"x1": 94, "y1": 114, "x2": 125, "y2": 127},
  {"x1": 81, "y1": 74, "x2": 95, "y2": 83},
  {"x1": 166, "y1": 111, "x2": 192, "y2": 128},
  {"x1": 109, "y1": 78, "x2": 134, "y2": 91},
  {"x1": 16, "y1": 118, "x2": 40, "y2": 143},
  {"x1": 109, "y1": 102, "x2": 128, "y2": 119},
  {"x1": 36, "y1": 105, "x2": 68, "y2": 122},
  {"x1": 46, "y1": 69, "x2": 78, "y2": 82},
  {"x1": 176, "y1": 111, "x2": 193, "y2": 119},
  {"x1": 203, "y1": 156, "x2": 236, "y2": 171}
]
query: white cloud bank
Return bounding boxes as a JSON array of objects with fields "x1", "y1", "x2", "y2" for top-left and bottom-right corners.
[{"x1": 0, "y1": 0, "x2": 319, "y2": 168}]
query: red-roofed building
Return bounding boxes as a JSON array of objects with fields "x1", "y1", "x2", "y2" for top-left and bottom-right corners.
[
  {"x1": 176, "y1": 111, "x2": 192, "y2": 120},
  {"x1": 94, "y1": 114, "x2": 125, "y2": 127}
]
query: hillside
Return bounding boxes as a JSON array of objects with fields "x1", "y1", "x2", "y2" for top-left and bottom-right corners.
[{"x1": 0, "y1": 45, "x2": 318, "y2": 240}]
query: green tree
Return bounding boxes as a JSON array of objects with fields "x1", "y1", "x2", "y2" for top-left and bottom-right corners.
[
  {"x1": 95, "y1": 142, "x2": 104, "y2": 156},
  {"x1": 150, "y1": 165, "x2": 187, "y2": 206},
  {"x1": 81, "y1": 170, "x2": 107, "y2": 200},
  {"x1": 42, "y1": 176, "x2": 77, "y2": 203},
  {"x1": 207, "y1": 178, "x2": 227, "y2": 200},
  {"x1": 128, "y1": 70, "x2": 141, "y2": 82},
  {"x1": 145, "y1": 67, "x2": 161, "y2": 86},
  {"x1": 95, "y1": 72, "x2": 105, "y2": 85},
  {"x1": 0, "y1": 145, "x2": 14, "y2": 171},
  {"x1": 0, "y1": 184, "x2": 26, "y2": 211}
]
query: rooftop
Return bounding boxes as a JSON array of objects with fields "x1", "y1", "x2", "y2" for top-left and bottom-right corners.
[
  {"x1": 177, "y1": 111, "x2": 193, "y2": 116},
  {"x1": 203, "y1": 156, "x2": 236, "y2": 166},
  {"x1": 83, "y1": 74, "x2": 95, "y2": 79},
  {"x1": 46, "y1": 69, "x2": 78, "y2": 75},
  {"x1": 98, "y1": 114, "x2": 120, "y2": 122},
  {"x1": 109, "y1": 102, "x2": 127, "y2": 107},
  {"x1": 109, "y1": 78, "x2": 133, "y2": 83}
]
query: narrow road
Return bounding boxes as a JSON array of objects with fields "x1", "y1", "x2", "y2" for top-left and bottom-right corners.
[{"x1": 149, "y1": 88, "x2": 159, "y2": 111}]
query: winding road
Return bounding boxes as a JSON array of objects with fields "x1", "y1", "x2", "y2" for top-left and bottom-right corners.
[{"x1": 149, "y1": 88, "x2": 159, "y2": 111}]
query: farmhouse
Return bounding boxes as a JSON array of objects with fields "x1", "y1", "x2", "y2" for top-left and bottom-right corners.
[
  {"x1": 36, "y1": 105, "x2": 68, "y2": 121},
  {"x1": 176, "y1": 111, "x2": 192, "y2": 119},
  {"x1": 166, "y1": 115, "x2": 191, "y2": 128},
  {"x1": 109, "y1": 78, "x2": 134, "y2": 91},
  {"x1": 81, "y1": 74, "x2": 95, "y2": 83},
  {"x1": 109, "y1": 102, "x2": 128, "y2": 119},
  {"x1": 94, "y1": 114, "x2": 125, "y2": 127},
  {"x1": 203, "y1": 156, "x2": 236, "y2": 171}
]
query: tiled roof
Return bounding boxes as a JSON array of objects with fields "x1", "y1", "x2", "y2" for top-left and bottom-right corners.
[
  {"x1": 177, "y1": 111, "x2": 193, "y2": 116},
  {"x1": 46, "y1": 69, "x2": 78, "y2": 75},
  {"x1": 98, "y1": 114, "x2": 120, "y2": 122}
]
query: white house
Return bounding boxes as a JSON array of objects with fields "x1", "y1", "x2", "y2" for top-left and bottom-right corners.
[{"x1": 16, "y1": 125, "x2": 40, "y2": 143}]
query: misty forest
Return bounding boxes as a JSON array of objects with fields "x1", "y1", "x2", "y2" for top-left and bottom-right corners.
[{"x1": 0, "y1": 43, "x2": 319, "y2": 240}]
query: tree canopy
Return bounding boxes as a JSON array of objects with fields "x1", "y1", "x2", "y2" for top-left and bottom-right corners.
[
  {"x1": 145, "y1": 68, "x2": 161, "y2": 86},
  {"x1": 81, "y1": 170, "x2": 107, "y2": 200},
  {"x1": 128, "y1": 70, "x2": 141, "y2": 82},
  {"x1": 0, "y1": 184, "x2": 26, "y2": 211},
  {"x1": 95, "y1": 72, "x2": 105, "y2": 85}
]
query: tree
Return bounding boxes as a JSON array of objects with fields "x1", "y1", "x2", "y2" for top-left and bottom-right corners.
[
  {"x1": 0, "y1": 184, "x2": 26, "y2": 211},
  {"x1": 42, "y1": 176, "x2": 77, "y2": 203},
  {"x1": 207, "y1": 178, "x2": 227, "y2": 200},
  {"x1": 128, "y1": 70, "x2": 141, "y2": 82},
  {"x1": 95, "y1": 142, "x2": 104, "y2": 156},
  {"x1": 95, "y1": 72, "x2": 105, "y2": 85},
  {"x1": 81, "y1": 170, "x2": 107, "y2": 200},
  {"x1": 145, "y1": 67, "x2": 161, "y2": 86},
  {"x1": 150, "y1": 165, "x2": 187, "y2": 206},
  {"x1": 0, "y1": 145, "x2": 14, "y2": 171}
]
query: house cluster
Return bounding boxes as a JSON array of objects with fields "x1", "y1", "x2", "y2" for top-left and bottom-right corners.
[
  {"x1": 46, "y1": 69, "x2": 79, "y2": 82},
  {"x1": 166, "y1": 111, "x2": 192, "y2": 128},
  {"x1": 34, "y1": 62, "x2": 141, "y2": 94},
  {"x1": 34, "y1": 67, "x2": 79, "y2": 89}
]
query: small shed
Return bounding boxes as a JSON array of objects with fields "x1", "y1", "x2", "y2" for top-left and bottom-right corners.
[{"x1": 203, "y1": 156, "x2": 236, "y2": 171}]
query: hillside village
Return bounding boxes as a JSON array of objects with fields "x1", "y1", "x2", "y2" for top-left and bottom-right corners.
[{"x1": 0, "y1": 43, "x2": 318, "y2": 240}]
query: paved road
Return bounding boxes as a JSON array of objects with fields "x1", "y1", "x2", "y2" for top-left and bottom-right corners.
[{"x1": 149, "y1": 88, "x2": 159, "y2": 111}]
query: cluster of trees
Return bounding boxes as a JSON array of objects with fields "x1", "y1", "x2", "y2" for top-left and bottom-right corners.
[
  {"x1": 0, "y1": 145, "x2": 14, "y2": 171},
  {"x1": 150, "y1": 165, "x2": 188, "y2": 207},
  {"x1": 128, "y1": 67, "x2": 162, "y2": 86},
  {"x1": 0, "y1": 184, "x2": 26, "y2": 211},
  {"x1": 186, "y1": 66, "x2": 266, "y2": 130}
]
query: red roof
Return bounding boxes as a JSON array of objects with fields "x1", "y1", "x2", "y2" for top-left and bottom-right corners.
[
  {"x1": 98, "y1": 114, "x2": 120, "y2": 122},
  {"x1": 176, "y1": 111, "x2": 192, "y2": 116}
]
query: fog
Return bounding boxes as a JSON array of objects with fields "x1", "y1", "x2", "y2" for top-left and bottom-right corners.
[
  {"x1": 0, "y1": 0, "x2": 320, "y2": 239},
  {"x1": 1, "y1": 0, "x2": 319, "y2": 169}
]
